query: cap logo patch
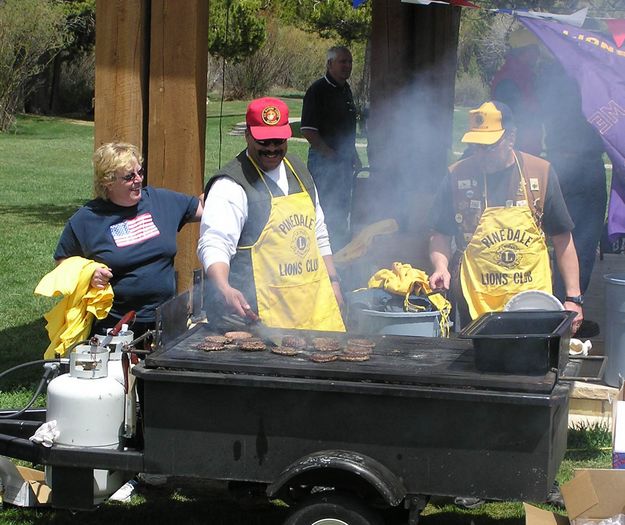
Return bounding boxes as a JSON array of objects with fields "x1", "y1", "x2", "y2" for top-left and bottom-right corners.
[
  {"x1": 262, "y1": 106, "x2": 280, "y2": 126},
  {"x1": 474, "y1": 113, "x2": 484, "y2": 127}
]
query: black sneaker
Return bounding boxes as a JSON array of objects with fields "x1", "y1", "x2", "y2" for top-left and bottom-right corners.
[
  {"x1": 576, "y1": 320, "x2": 600, "y2": 339},
  {"x1": 454, "y1": 496, "x2": 485, "y2": 509}
]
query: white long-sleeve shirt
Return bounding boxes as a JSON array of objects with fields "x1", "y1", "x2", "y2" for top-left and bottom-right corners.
[{"x1": 197, "y1": 159, "x2": 332, "y2": 272}]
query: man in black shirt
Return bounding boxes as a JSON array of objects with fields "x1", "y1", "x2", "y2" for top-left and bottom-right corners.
[{"x1": 301, "y1": 45, "x2": 361, "y2": 250}]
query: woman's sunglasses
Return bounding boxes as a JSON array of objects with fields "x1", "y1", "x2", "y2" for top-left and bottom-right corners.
[{"x1": 119, "y1": 168, "x2": 144, "y2": 182}]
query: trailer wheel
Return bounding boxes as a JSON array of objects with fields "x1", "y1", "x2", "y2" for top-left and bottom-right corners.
[{"x1": 284, "y1": 492, "x2": 384, "y2": 525}]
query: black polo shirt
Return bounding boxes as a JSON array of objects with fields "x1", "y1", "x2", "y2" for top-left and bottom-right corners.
[{"x1": 301, "y1": 72, "x2": 358, "y2": 156}]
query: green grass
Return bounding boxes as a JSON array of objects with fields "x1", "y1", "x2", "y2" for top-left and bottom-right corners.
[{"x1": 0, "y1": 106, "x2": 615, "y2": 523}]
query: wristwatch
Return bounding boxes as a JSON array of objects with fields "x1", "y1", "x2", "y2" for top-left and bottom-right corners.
[{"x1": 565, "y1": 295, "x2": 584, "y2": 306}]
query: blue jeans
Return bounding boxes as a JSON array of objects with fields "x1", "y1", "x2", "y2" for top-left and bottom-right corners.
[
  {"x1": 307, "y1": 149, "x2": 354, "y2": 250},
  {"x1": 550, "y1": 154, "x2": 607, "y2": 298}
]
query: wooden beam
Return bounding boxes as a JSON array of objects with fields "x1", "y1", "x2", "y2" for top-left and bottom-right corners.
[
  {"x1": 148, "y1": 0, "x2": 209, "y2": 295},
  {"x1": 94, "y1": 0, "x2": 147, "y2": 149},
  {"x1": 352, "y1": 0, "x2": 460, "y2": 271},
  {"x1": 367, "y1": 0, "x2": 460, "y2": 203}
]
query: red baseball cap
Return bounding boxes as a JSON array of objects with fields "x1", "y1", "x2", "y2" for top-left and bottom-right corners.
[{"x1": 246, "y1": 97, "x2": 292, "y2": 140}]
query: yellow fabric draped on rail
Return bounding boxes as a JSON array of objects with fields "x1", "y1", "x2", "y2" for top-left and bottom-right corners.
[{"x1": 367, "y1": 262, "x2": 452, "y2": 337}]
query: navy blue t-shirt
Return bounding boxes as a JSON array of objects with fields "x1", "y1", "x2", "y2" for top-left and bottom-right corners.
[{"x1": 54, "y1": 186, "x2": 198, "y2": 322}]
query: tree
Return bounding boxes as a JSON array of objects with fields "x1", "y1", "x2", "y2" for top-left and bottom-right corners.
[
  {"x1": 44, "y1": 0, "x2": 96, "y2": 114},
  {"x1": 208, "y1": 0, "x2": 266, "y2": 63},
  {"x1": 0, "y1": 0, "x2": 70, "y2": 130},
  {"x1": 457, "y1": 0, "x2": 625, "y2": 85},
  {"x1": 273, "y1": 0, "x2": 371, "y2": 44}
]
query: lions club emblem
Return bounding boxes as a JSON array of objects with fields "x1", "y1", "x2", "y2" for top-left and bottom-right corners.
[
  {"x1": 495, "y1": 243, "x2": 522, "y2": 269},
  {"x1": 291, "y1": 228, "x2": 310, "y2": 257},
  {"x1": 262, "y1": 106, "x2": 280, "y2": 126}
]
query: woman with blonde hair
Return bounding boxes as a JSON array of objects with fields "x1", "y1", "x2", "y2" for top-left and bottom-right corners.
[{"x1": 54, "y1": 142, "x2": 203, "y2": 341}]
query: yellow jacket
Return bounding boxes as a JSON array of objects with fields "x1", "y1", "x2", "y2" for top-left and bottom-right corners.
[
  {"x1": 35, "y1": 257, "x2": 113, "y2": 358},
  {"x1": 368, "y1": 262, "x2": 452, "y2": 336}
]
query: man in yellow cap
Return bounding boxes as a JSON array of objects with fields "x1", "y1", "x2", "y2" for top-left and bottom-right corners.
[
  {"x1": 428, "y1": 100, "x2": 583, "y2": 332},
  {"x1": 198, "y1": 97, "x2": 345, "y2": 332}
]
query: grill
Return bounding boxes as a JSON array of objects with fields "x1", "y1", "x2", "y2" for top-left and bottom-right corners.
[
  {"x1": 133, "y1": 294, "x2": 582, "y2": 503},
  {"x1": 145, "y1": 323, "x2": 559, "y2": 395}
]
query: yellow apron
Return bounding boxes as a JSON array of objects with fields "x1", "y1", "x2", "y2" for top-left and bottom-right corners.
[
  {"x1": 245, "y1": 157, "x2": 345, "y2": 331},
  {"x1": 460, "y1": 154, "x2": 552, "y2": 319}
]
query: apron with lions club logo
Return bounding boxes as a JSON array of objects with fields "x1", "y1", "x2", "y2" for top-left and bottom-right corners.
[
  {"x1": 460, "y1": 155, "x2": 552, "y2": 319},
  {"x1": 246, "y1": 157, "x2": 345, "y2": 331}
]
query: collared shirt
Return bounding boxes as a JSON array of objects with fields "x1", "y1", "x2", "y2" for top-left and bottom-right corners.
[
  {"x1": 301, "y1": 72, "x2": 358, "y2": 155},
  {"x1": 198, "y1": 158, "x2": 332, "y2": 271}
]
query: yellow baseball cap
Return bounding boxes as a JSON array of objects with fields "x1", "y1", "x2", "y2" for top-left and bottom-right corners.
[{"x1": 461, "y1": 101, "x2": 515, "y2": 145}]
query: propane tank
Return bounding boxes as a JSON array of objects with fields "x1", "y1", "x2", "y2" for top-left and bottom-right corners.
[
  {"x1": 46, "y1": 344, "x2": 126, "y2": 503},
  {"x1": 94, "y1": 325, "x2": 134, "y2": 386}
]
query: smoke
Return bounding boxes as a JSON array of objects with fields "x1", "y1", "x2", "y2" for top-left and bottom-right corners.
[{"x1": 356, "y1": 60, "x2": 457, "y2": 235}]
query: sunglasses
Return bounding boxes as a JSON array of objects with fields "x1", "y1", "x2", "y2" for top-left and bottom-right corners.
[
  {"x1": 254, "y1": 138, "x2": 287, "y2": 147},
  {"x1": 119, "y1": 168, "x2": 144, "y2": 182}
]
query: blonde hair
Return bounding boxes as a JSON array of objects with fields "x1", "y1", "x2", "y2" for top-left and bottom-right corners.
[{"x1": 93, "y1": 142, "x2": 143, "y2": 199}]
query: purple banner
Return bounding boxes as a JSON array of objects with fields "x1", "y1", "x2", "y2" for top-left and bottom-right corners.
[{"x1": 521, "y1": 18, "x2": 625, "y2": 238}]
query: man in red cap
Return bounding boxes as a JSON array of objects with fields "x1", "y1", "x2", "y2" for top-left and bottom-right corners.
[{"x1": 198, "y1": 97, "x2": 345, "y2": 331}]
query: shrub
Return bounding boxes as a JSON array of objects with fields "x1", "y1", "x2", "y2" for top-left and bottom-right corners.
[
  {"x1": 224, "y1": 34, "x2": 282, "y2": 99},
  {"x1": 56, "y1": 51, "x2": 95, "y2": 117},
  {"x1": 455, "y1": 72, "x2": 488, "y2": 108},
  {"x1": 224, "y1": 21, "x2": 328, "y2": 99},
  {"x1": 271, "y1": 24, "x2": 327, "y2": 91}
]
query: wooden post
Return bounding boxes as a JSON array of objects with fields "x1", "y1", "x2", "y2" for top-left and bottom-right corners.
[
  {"x1": 94, "y1": 0, "x2": 147, "y2": 149},
  {"x1": 368, "y1": 0, "x2": 460, "y2": 197},
  {"x1": 148, "y1": 0, "x2": 209, "y2": 295}
]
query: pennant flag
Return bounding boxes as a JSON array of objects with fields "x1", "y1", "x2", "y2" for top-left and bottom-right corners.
[
  {"x1": 499, "y1": 8, "x2": 588, "y2": 28},
  {"x1": 521, "y1": 18, "x2": 625, "y2": 238},
  {"x1": 401, "y1": 0, "x2": 478, "y2": 6},
  {"x1": 401, "y1": 0, "x2": 450, "y2": 5},
  {"x1": 606, "y1": 19, "x2": 625, "y2": 48},
  {"x1": 451, "y1": 0, "x2": 478, "y2": 7}
]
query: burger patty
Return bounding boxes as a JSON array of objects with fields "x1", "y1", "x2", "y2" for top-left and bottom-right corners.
[
  {"x1": 238, "y1": 339, "x2": 267, "y2": 351},
  {"x1": 309, "y1": 352, "x2": 339, "y2": 363},
  {"x1": 203, "y1": 335, "x2": 230, "y2": 345},
  {"x1": 271, "y1": 346, "x2": 300, "y2": 356},
  {"x1": 344, "y1": 345, "x2": 372, "y2": 356},
  {"x1": 339, "y1": 353, "x2": 370, "y2": 362},
  {"x1": 281, "y1": 335, "x2": 307, "y2": 349},
  {"x1": 312, "y1": 337, "x2": 342, "y2": 352},
  {"x1": 346, "y1": 338, "x2": 376, "y2": 349},
  {"x1": 225, "y1": 331, "x2": 254, "y2": 342},
  {"x1": 195, "y1": 341, "x2": 226, "y2": 352}
]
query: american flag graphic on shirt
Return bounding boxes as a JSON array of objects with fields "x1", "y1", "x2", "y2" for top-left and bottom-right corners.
[{"x1": 110, "y1": 213, "x2": 160, "y2": 247}]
